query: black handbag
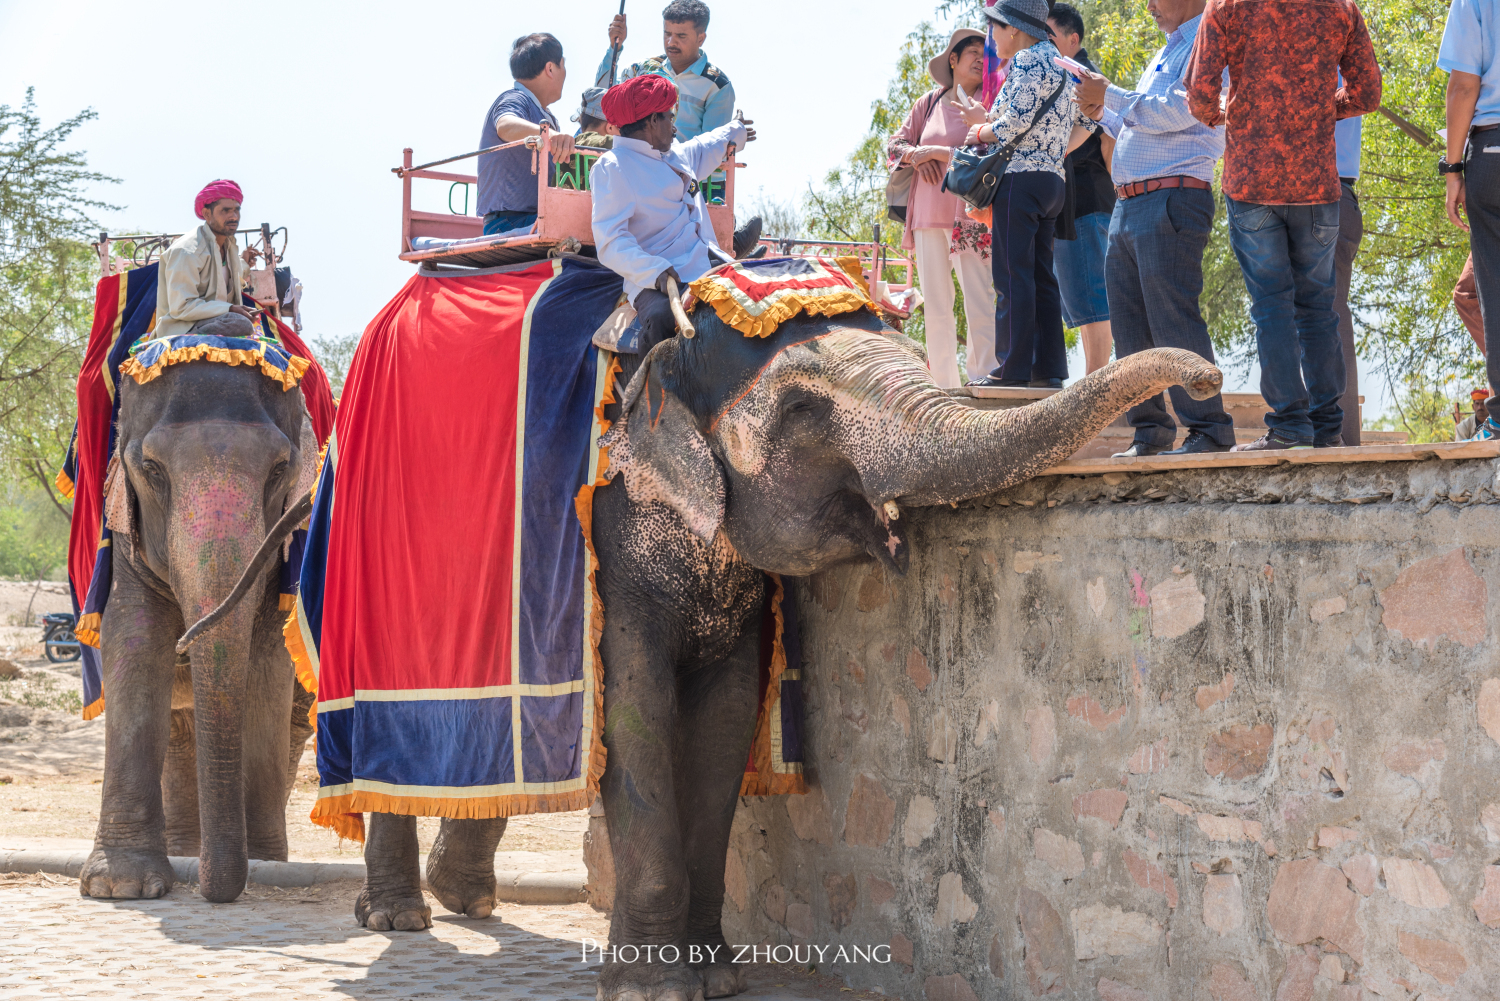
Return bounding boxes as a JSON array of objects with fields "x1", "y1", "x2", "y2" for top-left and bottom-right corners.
[{"x1": 943, "y1": 78, "x2": 1069, "y2": 211}]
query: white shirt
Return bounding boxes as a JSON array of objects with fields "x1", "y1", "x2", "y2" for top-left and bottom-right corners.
[{"x1": 590, "y1": 121, "x2": 747, "y2": 305}]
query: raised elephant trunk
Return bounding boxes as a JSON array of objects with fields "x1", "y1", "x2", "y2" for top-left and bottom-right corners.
[
  {"x1": 167, "y1": 463, "x2": 270, "y2": 903},
  {"x1": 863, "y1": 347, "x2": 1223, "y2": 508}
]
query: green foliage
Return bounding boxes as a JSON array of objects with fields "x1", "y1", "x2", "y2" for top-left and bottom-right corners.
[
  {"x1": 0, "y1": 89, "x2": 118, "y2": 504},
  {"x1": 1365, "y1": 374, "x2": 1467, "y2": 443},
  {"x1": 0, "y1": 480, "x2": 68, "y2": 580},
  {"x1": 0, "y1": 672, "x2": 82, "y2": 715},
  {"x1": 310, "y1": 333, "x2": 360, "y2": 395}
]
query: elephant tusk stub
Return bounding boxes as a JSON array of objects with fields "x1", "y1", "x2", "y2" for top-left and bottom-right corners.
[{"x1": 882, "y1": 500, "x2": 900, "y2": 522}]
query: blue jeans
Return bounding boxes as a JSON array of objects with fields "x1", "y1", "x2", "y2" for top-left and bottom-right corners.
[
  {"x1": 1225, "y1": 196, "x2": 1345, "y2": 445},
  {"x1": 1107, "y1": 188, "x2": 1235, "y2": 448},
  {"x1": 482, "y1": 210, "x2": 537, "y2": 236},
  {"x1": 989, "y1": 170, "x2": 1068, "y2": 382},
  {"x1": 1056, "y1": 210, "x2": 1111, "y2": 326}
]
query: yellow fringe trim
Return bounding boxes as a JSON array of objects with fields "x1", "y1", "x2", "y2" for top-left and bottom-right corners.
[
  {"x1": 81, "y1": 695, "x2": 104, "y2": 721},
  {"x1": 55, "y1": 469, "x2": 75, "y2": 501},
  {"x1": 689, "y1": 255, "x2": 876, "y2": 339},
  {"x1": 119, "y1": 344, "x2": 312, "y2": 392},
  {"x1": 283, "y1": 601, "x2": 318, "y2": 704},
  {"x1": 76, "y1": 612, "x2": 101, "y2": 649},
  {"x1": 739, "y1": 574, "x2": 807, "y2": 796},
  {"x1": 278, "y1": 593, "x2": 297, "y2": 611}
]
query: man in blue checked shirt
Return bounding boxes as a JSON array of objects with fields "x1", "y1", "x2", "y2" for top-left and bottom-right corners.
[{"x1": 1073, "y1": 0, "x2": 1236, "y2": 458}]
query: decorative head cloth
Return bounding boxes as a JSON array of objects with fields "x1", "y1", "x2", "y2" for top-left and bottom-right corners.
[
  {"x1": 119, "y1": 333, "x2": 311, "y2": 391},
  {"x1": 687, "y1": 256, "x2": 877, "y2": 339},
  {"x1": 601, "y1": 74, "x2": 678, "y2": 128},
  {"x1": 195, "y1": 179, "x2": 243, "y2": 218}
]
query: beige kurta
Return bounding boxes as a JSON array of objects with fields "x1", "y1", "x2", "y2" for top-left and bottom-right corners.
[{"x1": 154, "y1": 224, "x2": 248, "y2": 338}]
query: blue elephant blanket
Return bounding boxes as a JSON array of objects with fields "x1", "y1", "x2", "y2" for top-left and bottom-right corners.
[{"x1": 295, "y1": 256, "x2": 805, "y2": 841}]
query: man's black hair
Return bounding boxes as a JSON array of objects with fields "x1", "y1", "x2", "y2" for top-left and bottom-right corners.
[
  {"x1": 662, "y1": 0, "x2": 710, "y2": 30},
  {"x1": 510, "y1": 32, "x2": 564, "y2": 81},
  {"x1": 579, "y1": 113, "x2": 608, "y2": 133},
  {"x1": 1047, "y1": 3, "x2": 1085, "y2": 41},
  {"x1": 619, "y1": 111, "x2": 668, "y2": 138}
]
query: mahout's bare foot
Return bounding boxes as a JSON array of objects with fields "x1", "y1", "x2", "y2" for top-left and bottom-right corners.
[{"x1": 79, "y1": 847, "x2": 174, "y2": 900}]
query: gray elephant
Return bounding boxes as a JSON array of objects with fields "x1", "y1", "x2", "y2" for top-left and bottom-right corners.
[
  {"x1": 79, "y1": 323, "x2": 321, "y2": 904},
  {"x1": 197, "y1": 302, "x2": 1218, "y2": 998}
]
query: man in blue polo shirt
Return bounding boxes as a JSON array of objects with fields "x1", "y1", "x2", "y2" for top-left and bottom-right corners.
[
  {"x1": 477, "y1": 33, "x2": 577, "y2": 237},
  {"x1": 1441, "y1": 0, "x2": 1500, "y2": 437}
]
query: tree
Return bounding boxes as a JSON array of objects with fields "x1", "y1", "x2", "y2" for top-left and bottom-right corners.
[{"x1": 0, "y1": 89, "x2": 118, "y2": 511}]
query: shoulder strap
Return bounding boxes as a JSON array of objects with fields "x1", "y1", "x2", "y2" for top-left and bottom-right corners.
[
  {"x1": 922, "y1": 87, "x2": 950, "y2": 124},
  {"x1": 996, "y1": 77, "x2": 1069, "y2": 157}
]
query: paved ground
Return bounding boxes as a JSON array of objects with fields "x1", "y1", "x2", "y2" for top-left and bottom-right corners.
[{"x1": 0, "y1": 873, "x2": 883, "y2": 1000}]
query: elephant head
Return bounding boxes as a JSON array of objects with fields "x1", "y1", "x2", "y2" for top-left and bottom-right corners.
[
  {"x1": 602, "y1": 304, "x2": 1220, "y2": 577},
  {"x1": 110, "y1": 358, "x2": 316, "y2": 902}
]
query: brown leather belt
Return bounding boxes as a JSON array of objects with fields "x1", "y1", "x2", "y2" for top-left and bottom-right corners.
[
  {"x1": 1474, "y1": 124, "x2": 1500, "y2": 134},
  {"x1": 1115, "y1": 175, "x2": 1213, "y2": 199}
]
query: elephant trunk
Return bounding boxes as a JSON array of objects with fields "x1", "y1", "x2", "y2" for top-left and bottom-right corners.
[
  {"x1": 864, "y1": 347, "x2": 1222, "y2": 507},
  {"x1": 169, "y1": 467, "x2": 269, "y2": 903}
]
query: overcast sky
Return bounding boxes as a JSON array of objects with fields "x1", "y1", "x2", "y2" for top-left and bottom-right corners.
[{"x1": 2, "y1": 0, "x2": 1391, "y2": 409}]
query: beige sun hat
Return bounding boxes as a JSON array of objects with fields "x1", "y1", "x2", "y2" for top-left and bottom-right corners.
[{"x1": 928, "y1": 27, "x2": 986, "y2": 88}]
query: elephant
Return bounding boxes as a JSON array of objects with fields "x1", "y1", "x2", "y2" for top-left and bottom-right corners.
[
  {"x1": 79, "y1": 322, "x2": 320, "y2": 905},
  {"x1": 191, "y1": 302, "x2": 1219, "y2": 997}
]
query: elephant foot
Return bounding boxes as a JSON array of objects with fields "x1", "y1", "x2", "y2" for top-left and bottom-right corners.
[
  {"x1": 79, "y1": 847, "x2": 174, "y2": 899},
  {"x1": 355, "y1": 883, "x2": 432, "y2": 931},
  {"x1": 426, "y1": 857, "x2": 496, "y2": 919},
  {"x1": 694, "y1": 963, "x2": 745, "y2": 999},
  {"x1": 597, "y1": 959, "x2": 704, "y2": 1001}
]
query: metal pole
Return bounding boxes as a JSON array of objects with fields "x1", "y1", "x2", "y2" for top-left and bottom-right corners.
[{"x1": 605, "y1": 0, "x2": 627, "y2": 87}]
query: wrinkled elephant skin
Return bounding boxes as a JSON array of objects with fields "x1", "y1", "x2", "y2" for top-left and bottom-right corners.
[{"x1": 79, "y1": 362, "x2": 316, "y2": 904}]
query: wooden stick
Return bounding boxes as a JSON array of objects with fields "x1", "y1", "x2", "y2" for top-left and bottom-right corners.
[{"x1": 665, "y1": 275, "x2": 696, "y2": 338}]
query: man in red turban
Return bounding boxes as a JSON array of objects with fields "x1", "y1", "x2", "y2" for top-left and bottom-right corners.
[
  {"x1": 155, "y1": 180, "x2": 262, "y2": 338},
  {"x1": 590, "y1": 74, "x2": 756, "y2": 352}
]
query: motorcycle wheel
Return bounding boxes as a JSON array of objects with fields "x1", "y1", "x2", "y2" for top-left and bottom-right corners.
[{"x1": 45, "y1": 625, "x2": 81, "y2": 663}]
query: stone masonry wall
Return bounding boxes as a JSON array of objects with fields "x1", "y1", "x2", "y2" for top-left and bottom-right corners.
[{"x1": 717, "y1": 457, "x2": 1500, "y2": 1000}]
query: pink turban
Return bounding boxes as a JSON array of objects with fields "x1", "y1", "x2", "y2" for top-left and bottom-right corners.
[
  {"x1": 195, "y1": 179, "x2": 243, "y2": 218},
  {"x1": 601, "y1": 74, "x2": 678, "y2": 128}
]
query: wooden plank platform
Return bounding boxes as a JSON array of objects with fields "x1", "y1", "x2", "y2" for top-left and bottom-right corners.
[{"x1": 1044, "y1": 440, "x2": 1500, "y2": 477}]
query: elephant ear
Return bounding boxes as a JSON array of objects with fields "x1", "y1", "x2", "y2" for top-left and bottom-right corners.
[
  {"x1": 603, "y1": 348, "x2": 725, "y2": 544},
  {"x1": 103, "y1": 455, "x2": 133, "y2": 540}
]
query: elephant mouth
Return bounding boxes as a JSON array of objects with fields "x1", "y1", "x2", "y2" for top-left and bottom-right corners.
[{"x1": 822, "y1": 490, "x2": 909, "y2": 577}]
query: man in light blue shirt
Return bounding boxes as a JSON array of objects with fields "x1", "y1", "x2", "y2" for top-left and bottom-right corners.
[
  {"x1": 1439, "y1": 0, "x2": 1500, "y2": 437},
  {"x1": 591, "y1": 74, "x2": 753, "y2": 353},
  {"x1": 1073, "y1": 0, "x2": 1235, "y2": 457},
  {"x1": 596, "y1": 1, "x2": 735, "y2": 142},
  {"x1": 1333, "y1": 112, "x2": 1366, "y2": 445}
]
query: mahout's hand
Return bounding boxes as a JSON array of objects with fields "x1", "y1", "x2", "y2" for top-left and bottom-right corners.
[
  {"x1": 655, "y1": 267, "x2": 682, "y2": 294},
  {"x1": 608, "y1": 14, "x2": 627, "y2": 47}
]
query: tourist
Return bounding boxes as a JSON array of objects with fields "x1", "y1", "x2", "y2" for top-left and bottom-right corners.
[
  {"x1": 1047, "y1": 3, "x2": 1116, "y2": 375},
  {"x1": 1439, "y1": 0, "x2": 1500, "y2": 438},
  {"x1": 887, "y1": 27, "x2": 998, "y2": 388},
  {"x1": 964, "y1": 0, "x2": 1099, "y2": 389},
  {"x1": 156, "y1": 180, "x2": 261, "y2": 339},
  {"x1": 477, "y1": 33, "x2": 576, "y2": 238},
  {"x1": 1185, "y1": 0, "x2": 1381, "y2": 450},
  {"x1": 590, "y1": 74, "x2": 755, "y2": 354},
  {"x1": 573, "y1": 87, "x2": 619, "y2": 150},
  {"x1": 1333, "y1": 101, "x2": 1368, "y2": 446},
  {"x1": 1453, "y1": 255, "x2": 1486, "y2": 358},
  {"x1": 1072, "y1": 0, "x2": 1235, "y2": 456}
]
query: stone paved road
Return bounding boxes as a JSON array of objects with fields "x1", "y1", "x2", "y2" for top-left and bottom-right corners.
[{"x1": 0, "y1": 874, "x2": 885, "y2": 1000}]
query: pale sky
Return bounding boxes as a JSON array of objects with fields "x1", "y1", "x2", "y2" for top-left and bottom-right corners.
[
  {"x1": 0, "y1": 0, "x2": 954, "y2": 340},
  {"x1": 1, "y1": 0, "x2": 1391, "y2": 412}
]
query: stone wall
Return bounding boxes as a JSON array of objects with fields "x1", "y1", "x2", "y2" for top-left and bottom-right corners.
[{"x1": 718, "y1": 457, "x2": 1500, "y2": 1000}]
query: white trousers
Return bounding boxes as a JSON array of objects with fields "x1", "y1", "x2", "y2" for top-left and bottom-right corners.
[{"x1": 912, "y1": 227, "x2": 998, "y2": 387}]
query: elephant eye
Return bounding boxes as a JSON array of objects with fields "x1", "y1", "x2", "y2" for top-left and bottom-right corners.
[
  {"x1": 270, "y1": 461, "x2": 290, "y2": 482},
  {"x1": 780, "y1": 394, "x2": 826, "y2": 419},
  {"x1": 141, "y1": 459, "x2": 166, "y2": 485}
]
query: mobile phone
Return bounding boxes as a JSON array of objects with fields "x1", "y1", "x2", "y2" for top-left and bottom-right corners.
[{"x1": 1054, "y1": 55, "x2": 1087, "y2": 82}]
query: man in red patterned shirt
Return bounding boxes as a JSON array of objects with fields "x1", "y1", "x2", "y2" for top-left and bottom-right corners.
[{"x1": 1184, "y1": 0, "x2": 1380, "y2": 449}]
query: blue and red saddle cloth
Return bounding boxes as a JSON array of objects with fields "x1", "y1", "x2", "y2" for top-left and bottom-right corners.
[{"x1": 63, "y1": 255, "x2": 865, "y2": 833}]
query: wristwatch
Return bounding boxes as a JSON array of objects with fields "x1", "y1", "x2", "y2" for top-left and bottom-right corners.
[{"x1": 1438, "y1": 156, "x2": 1466, "y2": 175}]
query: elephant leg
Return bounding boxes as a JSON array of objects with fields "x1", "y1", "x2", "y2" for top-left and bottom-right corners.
[
  {"x1": 596, "y1": 620, "x2": 703, "y2": 1001},
  {"x1": 244, "y1": 594, "x2": 295, "y2": 862},
  {"x1": 675, "y1": 616, "x2": 762, "y2": 999},
  {"x1": 426, "y1": 817, "x2": 506, "y2": 919},
  {"x1": 284, "y1": 681, "x2": 315, "y2": 803},
  {"x1": 357, "y1": 812, "x2": 432, "y2": 931},
  {"x1": 162, "y1": 708, "x2": 201, "y2": 858},
  {"x1": 80, "y1": 562, "x2": 181, "y2": 900}
]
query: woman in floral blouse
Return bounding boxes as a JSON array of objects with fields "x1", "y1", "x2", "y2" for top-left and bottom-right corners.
[
  {"x1": 962, "y1": 0, "x2": 1098, "y2": 388},
  {"x1": 887, "y1": 28, "x2": 998, "y2": 388}
]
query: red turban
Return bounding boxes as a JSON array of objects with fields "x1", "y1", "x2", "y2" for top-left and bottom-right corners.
[
  {"x1": 195, "y1": 179, "x2": 243, "y2": 218},
  {"x1": 601, "y1": 74, "x2": 678, "y2": 128}
]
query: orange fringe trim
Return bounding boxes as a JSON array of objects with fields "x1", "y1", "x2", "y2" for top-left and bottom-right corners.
[
  {"x1": 76, "y1": 612, "x2": 101, "y2": 649},
  {"x1": 55, "y1": 469, "x2": 75, "y2": 501},
  {"x1": 81, "y1": 696, "x2": 104, "y2": 721},
  {"x1": 278, "y1": 593, "x2": 296, "y2": 611},
  {"x1": 690, "y1": 255, "x2": 876, "y2": 339},
  {"x1": 119, "y1": 344, "x2": 312, "y2": 392},
  {"x1": 740, "y1": 574, "x2": 807, "y2": 796}
]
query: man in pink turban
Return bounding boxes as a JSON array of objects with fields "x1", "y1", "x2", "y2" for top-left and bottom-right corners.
[{"x1": 154, "y1": 179, "x2": 260, "y2": 338}]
